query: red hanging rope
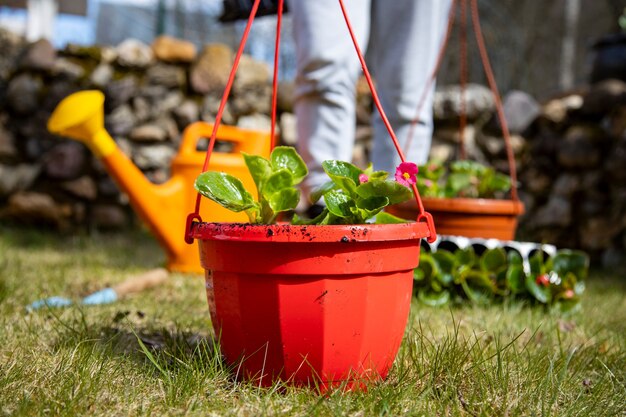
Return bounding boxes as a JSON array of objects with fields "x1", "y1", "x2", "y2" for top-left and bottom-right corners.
[
  {"x1": 405, "y1": 0, "x2": 519, "y2": 202},
  {"x1": 337, "y1": 0, "x2": 435, "y2": 236},
  {"x1": 404, "y1": 0, "x2": 457, "y2": 155},
  {"x1": 470, "y1": 0, "x2": 518, "y2": 201},
  {"x1": 458, "y1": 0, "x2": 468, "y2": 160},
  {"x1": 188, "y1": 0, "x2": 436, "y2": 243},
  {"x1": 185, "y1": 0, "x2": 262, "y2": 243},
  {"x1": 270, "y1": 0, "x2": 284, "y2": 153}
]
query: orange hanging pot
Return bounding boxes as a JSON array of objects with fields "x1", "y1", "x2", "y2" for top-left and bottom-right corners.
[
  {"x1": 387, "y1": 197, "x2": 524, "y2": 240},
  {"x1": 190, "y1": 221, "x2": 430, "y2": 390}
]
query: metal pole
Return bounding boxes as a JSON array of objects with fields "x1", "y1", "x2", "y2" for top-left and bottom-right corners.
[
  {"x1": 26, "y1": 0, "x2": 58, "y2": 42},
  {"x1": 559, "y1": 0, "x2": 581, "y2": 90}
]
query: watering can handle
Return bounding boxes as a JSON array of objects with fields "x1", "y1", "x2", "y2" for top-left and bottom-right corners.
[{"x1": 178, "y1": 122, "x2": 270, "y2": 158}]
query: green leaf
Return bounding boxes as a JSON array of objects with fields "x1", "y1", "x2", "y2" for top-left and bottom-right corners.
[
  {"x1": 506, "y1": 250, "x2": 523, "y2": 266},
  {"x1": 270, "y1": 146, "x2": 308, "y2": 184},
  {"x1": 505, "y1": 264, "x2": 526, "y2": 294},
  {"x1": 418, "y1": 161, "x2": 445, "y2": 181},
  {"x1": 460, "y1": 271, "x2": 494, "y2": 304},
  {"x1": 242, "y1": 152, "x2": 271, "y2": 191},
  {"x1": 454, "y1": 247, "x2": 476, "y2": 268},
  {"x1": 262, "y1": 169, "x2": 293, "y2": 198},
  {"x1": 194, "y1": 171, "x2": 257, "y2": 212},
  {"x1": 450, "y1": 160, "x2": 488, "y2": 175},
  {"x1": 268, "y1": 188, "x2": 300, "y2": 213},
  {"x1": 528, "y1": 251, "x2": 546, "y2": 275},
  {"x1": 490, "y1": 172, "x2": 512, "y2": 193},
  {"x1": 356, "y1": 180, "x2": 413, "y2": 205},
  {"x1": 446, "y1": 172, "x2": 473, "y2": 197},
  {"x1": 351, "y1": 196, "x2": 388, "y2": 222},
  {"x1": 325, "y1": 190, "x2": 355, "y2": 218},
  {"x1": 369, "y1": 171, "x2": 389, "y2": 181},
  {"x1": 418, "y1": 289, "x2": 450, "y2": 307},
  {"x1": 374, "y1": 212, "x2": 408, "y2": 224},
  {"x1": 525, "y1": 275, "x2": 551, "y2": 304},
  {"x1": 415, "y1": 253, "x2": 439, "y2": 283},
  {"x1": 292, "y1": 208, "x2": 330, "y2": 225},
  {"x1": 310, "y1": 181, "x2": 337, "y2": 204},
  {"x1": 551, "y1": 250, "x2": 589, "y2": 280},
  {"x1": 322, "y1": 160, "x2": 361, "y2": 195},
  {"x1": 432, "y1": 251, "x2": 456, "y2": 285},
  {"x1": 322, "y1": 160, "x2": 362, "y2": 184},
  {"x1": 480, "y1": 248, "x2": 508, "y2": 273}
]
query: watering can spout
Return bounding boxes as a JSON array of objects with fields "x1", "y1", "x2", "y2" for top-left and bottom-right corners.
[
  {"x1": 48, "y1": 90, "x2": 186, "y2": 266},
  {"x1": 48, "y1": 91, "x2": 114, "y2": 157},
  {"x1": 48, "y1": 90, "x2": 270, "y2": 273}
]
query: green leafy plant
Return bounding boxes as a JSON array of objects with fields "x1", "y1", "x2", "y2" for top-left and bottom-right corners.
[
  {"x1": 413, "y1": 246, "x2": 588, "y2": 312},
  {"x1": 294, "y1": 161, "x2": 413, "y2": 225},
  {"x1": 416, "y1": 160, "x2": 512, "y2": 199},
  {"x1": 195, "y1": 146, "x2": 307, "y2": 224},
  {"x1": 194, "y1": 147, "x2": 414, "y2": 225}
]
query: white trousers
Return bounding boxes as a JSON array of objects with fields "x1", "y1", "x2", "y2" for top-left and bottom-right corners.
[{"x1": 291, "y1": 0, "x2": 452, "y2": 196}]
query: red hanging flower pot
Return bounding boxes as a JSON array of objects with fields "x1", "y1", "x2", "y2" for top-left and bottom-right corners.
[
  {"x1": 185, "y1": 0, "x2": 436, "y2": 392},
  {"x1": 190, "y1": 221, "x2": 430, "y2": 390}
]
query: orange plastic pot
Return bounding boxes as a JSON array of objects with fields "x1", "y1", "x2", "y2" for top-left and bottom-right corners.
[
  {"x1": 191, "y1": 221, "x2": 431, "y2": 390},
  {"x1": 387, "y1": 197, "x2": 524, "y2": 240}
]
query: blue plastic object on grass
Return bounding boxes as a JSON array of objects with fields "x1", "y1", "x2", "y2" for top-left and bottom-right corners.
[
  {"x1": 82, "y1": 288, "x2": 119, "y2": 305},
  {"x1": 27, "y1": 296, "x2": 73, "y2": 310}
]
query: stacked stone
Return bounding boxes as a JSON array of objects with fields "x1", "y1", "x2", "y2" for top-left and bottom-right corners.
[
  {"x1": 519, "y1": 79, "x2": 626, "y2": 267},
  {"x1": 0, "y1": 30, "x2": 272, "y2": 230}
]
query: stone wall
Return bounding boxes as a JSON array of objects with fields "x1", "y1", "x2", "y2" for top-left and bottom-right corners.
[
  {"x1": 0, "y1": 30, "x2": 275, "y2": 230},
  {"x1": 519, "y1": 80, "x2": 626, "y2": 268},
  {"x1": 0, "y1": 29, "x2": 624, "y2": 266}
]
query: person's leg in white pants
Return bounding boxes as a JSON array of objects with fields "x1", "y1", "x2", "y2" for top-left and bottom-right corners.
[
  {"x1": 369, "y1": 0, "x2": 452, "y2": 174},
  {"x1": 291, "y1": 0, "x2": 371, "y2": 200},
  {"x1": 291, "y1": 0, "x2": 451, "y2": 201}
]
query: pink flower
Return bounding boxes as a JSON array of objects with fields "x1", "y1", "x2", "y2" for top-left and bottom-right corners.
[
  {"x1": 358, "y1": 173, "x2": 369, "y2": 184},
  {"x1": 563, "y1": 289, "x2": 575, "y2": 299},
  {"x1": 395, "y1": 162, "x2": 418, "y2": 187},
  {"x1": 423, "y1": 179, "x2": 433, "y2": 188}
]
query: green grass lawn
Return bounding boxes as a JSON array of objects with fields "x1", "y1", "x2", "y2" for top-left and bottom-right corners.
[{"x1": 0, "y1": 225, "x2": 624, "y2": 416}]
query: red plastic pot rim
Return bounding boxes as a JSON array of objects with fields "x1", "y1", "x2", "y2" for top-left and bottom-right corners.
[
  {"x1": 395, "y1": 197, "x2": 525, "y2": 216},
  {"x1": 190, "y1": 221, "x2": 431, "y2": 243}
]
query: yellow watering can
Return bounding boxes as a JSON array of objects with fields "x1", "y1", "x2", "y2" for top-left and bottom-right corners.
[{"x1": 48, "y1": 90, "x2": 270, "y2": 273}]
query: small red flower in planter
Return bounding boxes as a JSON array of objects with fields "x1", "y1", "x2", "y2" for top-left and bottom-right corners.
[
  {"x1": 395, "y1": 162, "x2": 418, "y2": 187},
  {"x1": 536, "y1": 274, "x2": 550, "y2": 287},
  {"x1": 358, "y1": 173, "x2": 369, "y2": 184}
]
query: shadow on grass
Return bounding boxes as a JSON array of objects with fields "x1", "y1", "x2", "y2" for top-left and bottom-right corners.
[{"x1": 44, "y1": 307, "x2": 231, "y2": 380}]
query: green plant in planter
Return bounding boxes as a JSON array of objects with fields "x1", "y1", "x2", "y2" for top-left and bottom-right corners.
[
  {"x1": 417, "y1": 160, "x2": 512, "y2": 199},
  {"x1": 194, "y1": 146, "x2": 413, "y2": 225},
  {"x1": 194, "y1": 146, "x2": 307, "y2": 224},
  {"x1": 414, "y1": 246, "x2": 588, "y2": 312}
]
